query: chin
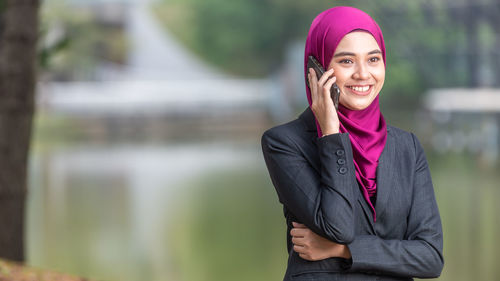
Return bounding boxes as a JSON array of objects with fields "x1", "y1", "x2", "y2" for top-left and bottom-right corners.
[
  {"x1": 341, "y1": 98, "x2": 372, "y2": 111},
  {"x1": 340, "y1": 92, "x2": 379, "y2": 111},
  {"x1": 344, "y1": 104, "x2": 368, "y2": 110}
]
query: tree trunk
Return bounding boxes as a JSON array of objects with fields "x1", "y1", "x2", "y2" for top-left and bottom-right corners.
[{"x1": 0, "y1": 0, "x2": 39, "y2": 262}]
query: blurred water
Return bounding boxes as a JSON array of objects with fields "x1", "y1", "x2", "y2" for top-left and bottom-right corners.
[
  {"x1": 26, "y1": 117, "x2": 500, "y2": 281},
  {"x1": 429, "y1": 152, "x2": 500, "y2": 281},
  {"x1": 26, "y1": 129, "x2": 285, "y2": 281}
]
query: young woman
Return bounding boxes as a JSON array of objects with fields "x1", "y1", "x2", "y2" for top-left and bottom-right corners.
[{"x1": 261, "y1": 6, "x2": 443, "y2": 281}]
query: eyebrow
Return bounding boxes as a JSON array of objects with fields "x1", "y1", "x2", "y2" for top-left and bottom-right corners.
[{"x1": 333, "y1": 49, "x2": 382, "y2": 57}]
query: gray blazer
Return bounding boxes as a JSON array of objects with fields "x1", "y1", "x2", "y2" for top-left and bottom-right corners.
[{"x1": 261, "y1": 107, "x2": 444, "y2": 281}]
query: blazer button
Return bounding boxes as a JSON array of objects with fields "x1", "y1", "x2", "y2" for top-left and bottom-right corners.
[
  {"x1": 337, "y1": 158, "x2": 346, "y2": 165},
  {"x1": 339, "y1": 167, "x2": 348, "y2": 174},
  {"x1": 336, "y1": 150, "x2": 345, "y2": 156}
]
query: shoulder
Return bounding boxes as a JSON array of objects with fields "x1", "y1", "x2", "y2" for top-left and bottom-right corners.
[
  {"x1": 261, "y1": 116, "x2": 309, "y2": 147},
  {"x1": 387, "y1": 125, "x2": 425, "y2": 161},
  {"x1": 387, "y1": 125, "x2": 413, "y2": 142}
]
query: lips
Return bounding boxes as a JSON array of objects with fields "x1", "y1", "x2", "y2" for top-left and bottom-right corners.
[{"x1": 346, "y1": 85, "x2": 372, "y2": 96}]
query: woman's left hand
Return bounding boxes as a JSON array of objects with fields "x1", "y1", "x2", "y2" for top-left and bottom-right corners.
[{"x1": 291, "y1": 222, "x2": 352, "y2": 261}]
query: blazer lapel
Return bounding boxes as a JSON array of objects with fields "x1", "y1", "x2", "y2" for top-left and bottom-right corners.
[
  {"x1": 373, "y1": 127, "x2": 395, "y2": 221},
  {"x1": 355, "y1": 127, "x2": 393, "y2": 228},
  {"x1": 356, "y1": 187, "x2": 376, "y2": 232}
]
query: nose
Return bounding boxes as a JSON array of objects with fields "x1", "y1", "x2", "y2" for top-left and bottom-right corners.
[{"x1": 352, "y1": 62, "x2": 370, "y2": 80}]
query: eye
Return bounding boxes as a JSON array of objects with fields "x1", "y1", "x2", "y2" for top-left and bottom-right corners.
[
  {"x1": 339, "y1": 58, "x2": 353, "y2": 64},
  {"x1": 369, "y1": 57, "x2": 380, "y2": 63}
]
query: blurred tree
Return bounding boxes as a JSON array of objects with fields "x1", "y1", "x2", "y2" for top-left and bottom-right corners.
[
  {"x1": 39, "y1": 0, "x2": 129, "y2": 81},
  {"x1": 155, "y1": 0, "x2": 500, "y2": 103},
  {"x1": 0, "y1": 0, "x2": 39, "y2": 261},
  {"x1": 155, "y1": 0, "x2": 335, "y2": 77}
]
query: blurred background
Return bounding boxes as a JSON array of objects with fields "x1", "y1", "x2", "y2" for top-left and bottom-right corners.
[{"x1": 9, "y1": 0, "x2": 500, "y2": 280}]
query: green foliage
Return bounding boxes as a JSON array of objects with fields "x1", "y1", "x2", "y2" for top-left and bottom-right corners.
[
  {"x1": 155, "y1": 0, "x2": 498, "y2": 101},
  {"x1": 154, "y1": 0, "x2": 339, "y2": 76},
  {"x1": 38, "y1": 27, "x2": 72, "y2": 71},
  {"x1": 39, "y1": 0, "x2": 129, "y2": 81}
]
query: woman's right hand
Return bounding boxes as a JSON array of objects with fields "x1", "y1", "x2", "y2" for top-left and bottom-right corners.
[
  {"x1": 308, "y1": 68, "x2": 340, "y2": 136},
  {"x1": 291, "y1": 222, "x2": 351, "y2": 261}
]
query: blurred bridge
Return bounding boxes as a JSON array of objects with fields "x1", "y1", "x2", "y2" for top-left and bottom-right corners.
[
  {"x1": 422, "y1": 88, "x2": 500, "y2": 163},
  {"x1": 37, "y1": 0, "x2": 294, "y2": 133}
]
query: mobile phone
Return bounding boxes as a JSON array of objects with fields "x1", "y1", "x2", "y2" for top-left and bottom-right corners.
[{"x1": 306, "y1": 56, "x2": 340, "y2": 110}]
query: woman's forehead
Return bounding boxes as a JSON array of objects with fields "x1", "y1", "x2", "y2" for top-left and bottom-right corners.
[{"x1": 334, "y1": 31, "x2": 381, "y2": 54}]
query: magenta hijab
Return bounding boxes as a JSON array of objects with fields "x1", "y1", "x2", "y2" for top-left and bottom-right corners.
[{"x1": 304, "y1": 6, "x2": 387, "y2": 220}]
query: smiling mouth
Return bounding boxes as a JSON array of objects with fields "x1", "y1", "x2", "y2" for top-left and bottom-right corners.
[{"x1": 346, "y1": 85, "x2": 372, "y2": 95}]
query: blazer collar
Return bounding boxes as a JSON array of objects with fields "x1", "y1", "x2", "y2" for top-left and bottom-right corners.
[{"x1": 299, "y1": 107, "x2": 317, "y2": 132}]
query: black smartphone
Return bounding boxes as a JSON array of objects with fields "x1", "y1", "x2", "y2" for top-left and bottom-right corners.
[{"x1": 306, "y1": 56, "x2": 340, "y2": 110}]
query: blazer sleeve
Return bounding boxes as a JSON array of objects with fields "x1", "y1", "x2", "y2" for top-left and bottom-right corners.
[
  {"x1": 345, "y1": 133, "x2": 444, "y2": 278},
  {"x1": 261, "y1": 127, "x2": 358, "y2": 244}
]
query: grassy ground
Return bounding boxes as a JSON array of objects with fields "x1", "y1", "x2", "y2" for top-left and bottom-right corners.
[{"x1": 0, "y1": 259, "x2": 93, "y2": 281}]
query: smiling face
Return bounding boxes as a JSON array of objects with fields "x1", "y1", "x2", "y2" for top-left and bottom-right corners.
[{"x1": 327, "y1": 31, "x2": 385, "y2": 111}]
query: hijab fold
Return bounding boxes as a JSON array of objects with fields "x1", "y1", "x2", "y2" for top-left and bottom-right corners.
[{"x1": 304, "y1": 6, "x2": 387, "y2": 221}]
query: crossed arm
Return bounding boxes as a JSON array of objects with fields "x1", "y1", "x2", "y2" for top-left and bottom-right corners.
[
  {"x1": 261, "y1": 128, "x2": 358, "y2": 245},
  {"x1": 261, "y1": 129, "x2": 444, "y2": 278}
]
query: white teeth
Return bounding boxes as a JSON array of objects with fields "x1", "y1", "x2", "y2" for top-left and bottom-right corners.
[{"x1": 349, "y1": 86, "x2": 370, "y2": 92}]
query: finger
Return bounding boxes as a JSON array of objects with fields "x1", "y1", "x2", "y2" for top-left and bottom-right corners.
[
  {"x1": 324, "y1": 75, "x2": 337, "y2": 91},
  {"x1": 293, "y1": 244, "x2": 305, "y2": 254},
  {"x1": 308, "y1": 68, "x2": 318, "y2": 101},
  {"x1": 290, "y1": 228, "x2": 306, "y2": 237},
  {"x1": 291, "y1": 236, "x2": 305, "y2": 246},
  {"x1": 292, "y1": 222, "x2": 307, "y2": 228},
  {"x1": 308, "y1": 68, "x2": 316, "y2": 85},
  {"x1": 322, "y1": 76, "x2": 338, "y2": 100},
  {"x1": 309, "y1": 68, "x2": 317, "y2": 81},
  {"x1": 315, "y1": 69, "x2": 334, "y2": 106},
  {"x1": 318, "y1": 68, "x2": 334, "y2": 86},
  {"x1": 309, "y1": 68, "x2": 319, "y2": 85},
  {"x1": 299, "y1": 253, "x2": 315, "y2": 261},
  {"x1": 310, "y1": 73, "x2": 325, "y2": 108},
  {"x1": 298, "y1": 252, "x2": 315, "y2": 261},
  {"x1": 293, "y1": 222, "x2": 307, "y2": 228}
]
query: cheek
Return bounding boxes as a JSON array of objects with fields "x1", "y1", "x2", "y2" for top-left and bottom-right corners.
[
  {"x1": 332, "y1": 67, "x2": 349, "y2": 85},
  {"x1": 373, "y1": 67, "x2": 386, "y2": 84}
]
